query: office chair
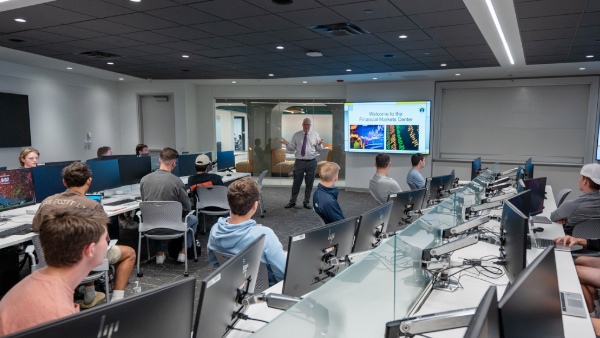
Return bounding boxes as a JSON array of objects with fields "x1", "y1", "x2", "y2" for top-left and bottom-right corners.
[
  {"x1": 136, "y1": 201, "x2": 198, "y2": 277},
  {"x1": 213, "y1": 249, "x2": 270, "y2": 293},
  {"x1": 571, "y1": 219, "x2": 600, "y2": 258},
  {"x1": 256, "y1": 170, "x2": 268, "y2": 218},
  {"x1": 195, "y1": 186, "x2": 230, "y2": 234},
  {"x1": 556, "y1": 189, "x2": 572, "y2": 208}
]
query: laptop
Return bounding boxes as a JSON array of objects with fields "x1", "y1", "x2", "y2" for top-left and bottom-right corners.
[
  {"x1": 531, "y1": 216, "x2": 552, "y2": 224},
  {"x1": 531, "y1": 232, "x2": 583, "y2": 252}
]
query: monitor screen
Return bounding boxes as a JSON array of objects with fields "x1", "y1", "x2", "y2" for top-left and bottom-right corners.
[
  {"x1": 193, "y1": 235, "x2": 265, "y2": 338},
  {"x1": 118, "y1": 155, "x2": 152, "y2": 186},
  {"x1": 282, "y1": 216, "x2": 358, "y2": 297},
  {"x1": 471, "y1": 157, "x2": 482, "y2": 180},
  {"x1": 216, "y1": 150, "x2": 235, "y2": 172},
  {"x1": 427, "y1": 170, "x2": 455, "y2": 200},
  {"x1": 518, "y1": 177, "x2": 547, "y2": 216},
  {"x1": 32, "y1": 164, "x2": 69, "y2": 201},
  {"x1": 86, "y1": 159, "x2": 121, "y2": 193},
  {"x1": 386, "y1": 188, "x2": 427, "y2": 230},
  {"x1": 499, "y1": 201, "x2": 529, "y2": 284},
  {"x1": 524, "y1": 158, "x2": 534, "y2": 179},
  {"x1": 344, "y1": 101, "x2": 431, "y2": 154},
  {"x1": 464, "y1": 286, "x2": 501, "y2": 338},
  {"x1": 7, "y1": 277, "x2": 196, "y2": 338},
  {"x1": 0, "y1": 169, "x2": 35, "y2": 211},
  {"x1": 498, "y1": 246, "x2": 563, "y2": 337},
  {"x1": 0, "y1": 92, "x2": 31, "y2": 148},
  {"x1": 177, "y1": 153, "x2": 201, "y2": 177},
  {"x1": 505, "y1": 189, "x2": 531, "y2": 219},
  {"x1": 354, "y1": 201, "x2": 393, "y2": 253}
]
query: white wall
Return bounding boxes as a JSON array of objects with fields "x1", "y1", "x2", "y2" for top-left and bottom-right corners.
[{"x1": 0, "y1": 60, "x2": 120, "y2": 168}]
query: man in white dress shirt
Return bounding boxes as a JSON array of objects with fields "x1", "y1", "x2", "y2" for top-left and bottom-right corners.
[{"x1": 281, "y1": 118, "x2": 323, "y2": 209}]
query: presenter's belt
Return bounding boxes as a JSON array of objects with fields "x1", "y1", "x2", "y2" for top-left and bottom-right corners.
[{"x1": 296, "y1": 158, "x2": 316, "y2": 162}]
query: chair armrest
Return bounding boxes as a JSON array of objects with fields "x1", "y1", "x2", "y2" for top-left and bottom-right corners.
[
  {"x1": 25, "y1": 245, "x2": 38, "y2": 270},
  {"x1": 108, "y1": 239, "x2": 118, "y2": 249}
]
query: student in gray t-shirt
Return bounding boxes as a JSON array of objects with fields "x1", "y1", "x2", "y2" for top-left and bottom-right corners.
[
  {"x1": 369, "y1": 153, "x2": 402, "y2": 204},
  {"x1": 550, "y1": 163, "x2": 600, "y2": 233}
]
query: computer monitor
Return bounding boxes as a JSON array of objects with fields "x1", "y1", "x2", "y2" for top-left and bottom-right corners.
[
  {"x1": 118, "y1": 155, "x2": 152, "y2": 186},
  {"x1": 0, "y1": 169, "x2": 35, "y2": 211},
  {"x1": 7, "y1": 277, "x2": 196, "y2": 338},
  {"x1": 386, "y1": 188, "x2": 427, "y2": 230},
  {"x1": 498, "y1": 246, "x2": 563, "y2": 337},
  {"x1": 282, "y1": 217, "x2": 358, "y2": 297},
  {"x1": 32, "y1": 164, "x2": 69, "y2": 201},
  {"x1": 216, "y1": 150, "x2": 235, "y2": 172},
  {"x1": 203, "y1": 151, "x2": 212, "y2": 162},
  {"x1": 99, "y1": 155, "x2": 123, "y2": 160},
  {"x1": 44, "y1": 160, "x2": 78, "y2": 166},
  {"x1": 463, "y1": 286, "x2": 501, "y2": 338},
  {"x1": 86, "y1": 159, "x2": 121, "y2": 193},
  {"x1": 471, "y1": 157, "x2": 482, "y2": 180},
  {"x1": 192, "y1": 235, "x2": 265, "y2": 338},
  {"x1": 518, "y1": 177, "x2": 547, "y2": 216},
  {"x1": 524, "y1": 158, "x2": 534, "y2": 179},
  {"x1": 499, "y1": 201, "x2": 529, "y2": 284},
  {"x1": 428, "y1": 170, "x2": 455, "y2": 200},
  {"x1": 353, "y1": 201, "x2": 393, "y2": 253},
  {"x1": 505, "y1": 189, "x2": 531, "y2": 219},
  {"x1": 177, "y1": 153, "x2": 201, "y2": 177},
  {"x1": 516, "y1": 165, "x2": 524, "y2": 182},
  {"x1": 0, "y1": 167, "x2": 6, "y2": 171}
]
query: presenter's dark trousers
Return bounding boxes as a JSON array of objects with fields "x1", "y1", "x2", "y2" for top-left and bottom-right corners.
[{"x1": 290, "y1": 158, "x2": 317, "y2": 204}]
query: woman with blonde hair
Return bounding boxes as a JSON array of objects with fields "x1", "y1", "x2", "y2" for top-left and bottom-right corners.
[{"x1": 19, "y1": 147, "x2": 39, "y2": 168}]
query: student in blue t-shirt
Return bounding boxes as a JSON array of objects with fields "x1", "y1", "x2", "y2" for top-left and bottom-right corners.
[{"x1": 406, "y1": 153, "x2": 426, "y2": 190}]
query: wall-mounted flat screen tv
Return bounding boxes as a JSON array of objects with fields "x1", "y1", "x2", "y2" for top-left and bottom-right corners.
[
  {"x1": 0, "y1": 92, "x2": 31, "y2": 148},
  {"x1": 344, "y1": 101, "x2": 431, "y2": 154}
]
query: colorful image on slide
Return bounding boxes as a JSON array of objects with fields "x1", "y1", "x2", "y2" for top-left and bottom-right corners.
[
  {"x1": 386, "y1": 125, "x2": 419, "y2": 151},
  {"x1": 349, "y1": 125, "x2": 384, "y2": 150}
]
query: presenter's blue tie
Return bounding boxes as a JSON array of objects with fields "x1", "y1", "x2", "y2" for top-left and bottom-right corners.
[{"x1": 301, "y1": 133, "x2": 307, "y2": 157}]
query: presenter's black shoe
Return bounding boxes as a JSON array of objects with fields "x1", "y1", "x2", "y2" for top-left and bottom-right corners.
[
  {"x1": 303, "y1": 203, "x2": 312, "y2": 209},
  {"x1": 284, "y1": 202, "x2": 296, "y2": 208}
]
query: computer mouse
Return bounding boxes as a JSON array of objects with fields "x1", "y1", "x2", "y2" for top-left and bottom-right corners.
[
  {"x1": 533, "y1": 227, "x2": 544, "y2": 233},
  {"x1": 227, "y1": 173, "x2": 232, "y2": 176}
]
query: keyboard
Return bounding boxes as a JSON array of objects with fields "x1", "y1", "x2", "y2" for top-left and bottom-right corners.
[
  {"x1": 104, "y1": 198, "x2": 137, "y2": 206},
  {"x1": 536, "y1": 238, "x2": 554, "y2": 248},
  {"x1": 0, "y1": 223, "x2": 33, "y2": 239}
]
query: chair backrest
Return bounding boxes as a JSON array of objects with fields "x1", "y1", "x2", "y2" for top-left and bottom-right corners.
[
  {"x1": 257, "y1": 170, "x2": 268, "y2": 190},
  {"x1": 407, "y1": 182, "x2": 419, "y2": 190},
  {"x1": 213, "y1": 250, "x2": 270, "y2": 293},
  {"x1": 317, "y1": 148, "x2": 330, "y2": 162},
  {"x1": 139, "y1": 201, "x2": 186, "y2": 232},
  {"x1": 572, "y1": 219, "x2": 600, "y2": 239},
  {"x1": 556, "y1": 189, "x2": 572, "y2": 207},
  {"x1": 31, "y1": 234, "x2": 47, "y2": 271},
  {"x1": 195, "y1": 186, "x2": 230, "y2": 211}
]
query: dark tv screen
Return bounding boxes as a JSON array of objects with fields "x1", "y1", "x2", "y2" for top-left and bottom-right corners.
[{"x1": 0, "y1": 92, "x2": 31, "y2": 148}]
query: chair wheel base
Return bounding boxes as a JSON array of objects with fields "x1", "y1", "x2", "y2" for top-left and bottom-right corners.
[
  {"x1": 260, "y1": 215, "x2": 264, "y2": 218},
  {"x1": 194, "y1": 259, "x2": 198, "y2": 262},
  {"x1": 184, "y1": 272, "x2": 189, "y2": 277},
  {"x1": 137, "y1": 272, "x2": 143, "y2": 277},
  {"x1": 200, "y1": 231, "x2": 206, "y2": 235}
]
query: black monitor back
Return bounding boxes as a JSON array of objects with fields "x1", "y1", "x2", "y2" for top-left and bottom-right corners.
[
  {"x1": 519, "y1": 177, "x2": 547, "y2": 216},
  {"x1": 193, "y1": 235, "x2": 265, "y2": 338},
  {"x1": 283, "y1": 217, "x2": 358, "y2": 297},
  {"x1": 471, "y1": 157, "x2": 482, "y2": 180},
  {"x1": 118, "y1": 155, "x2": 151, "y2": 185},
  {"x1": 428, "y1": 172, "x2": 454, "y2": 200},
  {"x1": 44, "y1": 160, "x2": 78, "y2": 166},
  {"x1": 498, "y1": 246, "x2": 563, "y2": 337},
  {"x1": 86, "y1": 159, "x2": 121, "y2": 193},
  {"x1": 177, "y1": 153, "x2": 200, "y2": 177},
  {"x1": 500, "y1": 201, "x2": 529, "y2": 284},
  {"x1": 0, "y1": 167, "x2": 6, "y2": 171},
  {"x1": 386, "y1": 188, "x2": 427, "y2": 231},
  {"x1": 354, "y1": 201, "x2": 393, "y2": 252},
  {"x1": 7, "y1": 277, "x2": 196, "y2": 338},
  {"x1": 32, "y1": 164, "x2": 69, "y2": 201},
  {"x1": 505, "y1": 189, "x2": 531, "y2": 219},
  {"x1": 524, "y1": 158, "x2": 534, "y2": 179},
  {"x1": 464, "y1": 286, "x2": 501, "y2": 338}
]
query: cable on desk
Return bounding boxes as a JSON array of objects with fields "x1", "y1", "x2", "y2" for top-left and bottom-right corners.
[
  {"x1": 227, "y1": 326, "x2": 255, "y2": 334},
  {"x1": 237, "y1": 313, "x2": 270, "y2": 324}
]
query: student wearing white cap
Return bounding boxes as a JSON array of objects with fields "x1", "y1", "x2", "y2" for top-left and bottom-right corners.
[
  {"x1": 550, "y1": 163, "x2": 600, "y2": 232},
  {"x1": 187, "y1": 154, "x2": 224, "y2": 192}
]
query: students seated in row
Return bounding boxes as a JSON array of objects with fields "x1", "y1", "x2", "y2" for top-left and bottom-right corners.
[
  {"x1": 406, "y1": 153, "x2": 426, "y2": 190},
  {"x1": 19, "y1": 147, "x2": 39, "y2": 169},
  {"x1": 188, "y1": 154, "x2": 223, "y2": 191},
  {"x1": 313, "y1": 162, "x2": 345, "y2": 224},
  {"x1": 32, "y1": 162, "x2": 136, "y2": 307},
  {"x1": 136, "y1": 143, "x2": 149, "y2": 156},
  {"x1": 550, "y1": 163, "x2": 600, "y2": 234},
  {"x1": 96, "y1": 146, "x2": 112, "y2": 158},
  {"x1": 0, "y1": 208, "x2": 110, "y2": 335},
  {"x1": 369, "y1": 153, "x2": 402, "y2": 204},
  {"x1": 207, "y1": 177, "x2": 286, "y2": 286},
  {"x1": 141, "y1": 147, "x2": 198, "y2": 264}
]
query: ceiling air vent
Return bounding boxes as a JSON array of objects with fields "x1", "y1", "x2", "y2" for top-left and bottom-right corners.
[
  {"x1": 78, "y1": 51, "x2": 121, "y2": 60},
  {"x1": 311, "y1": 22, "x2": 369, "y2": 37}
]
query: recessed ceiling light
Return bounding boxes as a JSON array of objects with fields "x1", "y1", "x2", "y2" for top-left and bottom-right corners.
[
  {"x1": 182, "y1": 55, "x2": 189, "y2": 58},
  {"x1": 276, "y1": 46, "x2": 284, "y2": 50},
  {"x1": 269, "y1": 74, "x2": 274, "y2": 77},
  {"x1": 423, "y1": 52, "x2": 430, "y2": 55},
  {"x1": 485, "y1": 0, "x2": 514, "y2": 65},
  {"x1": 232, "y1": 81, "x2": 237, "y2": 84},
  {"x1": 119, "y1": 78, "x2": 124, "y2": 81},
  {"x1": 580, "y1": 67, "x2": 586, "y2": 70},
  {"x1": 373, "y1": 77, "x2": 377, "y2": 80},
  {"x1": 364, "y1": 9, "x2": 373, "y2": 14},
  {"x1": 441, "y1": 63, "x2": 447, "y2": 67},
  {"x1": 306, "y1": 51, "x2": 323, "y2": 57},
  {"x1": 303, "y1": 81, "x2": 307, "y2": 84},
  {"x1": 455, "y1": 73, "x2": 461, "y2": 76},
  {"x1": 586, "y1": 55, "x2": 594, "y2": 58},
  {"x1": 14, "y1": 18, "x2": 26, "y2": 23},
  {"x1": 66, "y1": 67, "x2": 73, "y2": 70},
  {"x1": 130, "y1": 0, "x2": 141, "y2": 2},
  {"x1": 399, "y1": 35, "x2": 408, "y2": 39},
  {"x1": 346, "y1": 69, "x2": 352, "y2": 72},
  {"x1": 107, "y1": 62, "x2": 114, "y2": 65}
]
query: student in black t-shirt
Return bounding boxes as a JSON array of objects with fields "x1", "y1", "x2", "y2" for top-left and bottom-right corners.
[{"x1": 188, "y1": 154, "x2": 224, "y2": 192}]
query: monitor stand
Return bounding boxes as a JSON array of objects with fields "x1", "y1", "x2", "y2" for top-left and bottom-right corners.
[{"x1": 433, "y1": 272, "x2": 460, "y2": 292}]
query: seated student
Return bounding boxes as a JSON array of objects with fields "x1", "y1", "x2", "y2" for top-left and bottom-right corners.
[
  {"x1": 188, "y1": 154, "x2": 223, "y2": 191},
  {"x1": 0, "y1": 208, "x2": 109, "y2": 335},
  {"x1": 369, "y1": 153, "x2": 402, "y2": 204},
  {"x1": 97, "y1": 146, "x2": 112, "y2": 158},
  {"x1": 19, "y1": 147, "x2": 40, "y2": 168},
  {"x1": 550, "y1": 163, "x2": 600, "y2": 234},
  {"x1": 313, "y1": 162, "x2": 345, "y2": 224},
  {"x1": 32, "y1": 162, "x2": 136, "y2": 307},
  {"x1": 136, "y1": 143, "x2": 149, "y2": 156},
  {"x1": 207, "y1": 177, "x2": 286, "y2": 286},
  {"x1": 406, "y1": 153, "x2": 426, "y2": 190}
]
